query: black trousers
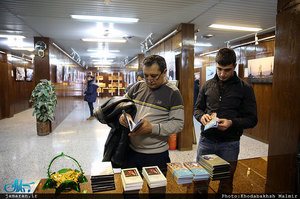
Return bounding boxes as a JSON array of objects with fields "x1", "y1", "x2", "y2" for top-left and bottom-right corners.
[
  {"x1": 126, "y1": 147, "x2": 170, "y2": 172},
  {"x1": 88, "y1": 102, "x2": 94, "y2": 117}
]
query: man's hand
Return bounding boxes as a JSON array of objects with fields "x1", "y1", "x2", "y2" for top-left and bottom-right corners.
[
  {"x1": 119, "y1": 113, "x2": 133, "y2": 128},
  {"x1": 201, "y1": 114, "x2": 212, "y2": 126},
  {"x1": 128, "y1": 118, "x2": 152, "y2": 137},
  {"x1": 217, "y1": 119, "x2": 232, "y2": 131}
]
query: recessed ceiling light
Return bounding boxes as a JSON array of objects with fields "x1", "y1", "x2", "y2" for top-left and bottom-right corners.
[
  {"x1": 87, "y1": 49, "x2": 120, "y2": 53},
  {"x1": 201, "y1": 34, "x2": 214, "y2": 39},
  {"x1": 10, "y1": 47, "x2": 34, "y2": 51},
  {"x1": 82, "y1": 38, "x2": 127, "y2": 43},
  {"x1": 0, "y1": 34, "x2": 25, "y2": 38},
  {"x1": 209, "y1": 24, "x2": 262, "y2": 32},
  {"x1": 71, "y1": 15, "x2": 139, "y2": 23},
  {"x1": 194, "y1": 43, "x2": 212, "y2": 47}
]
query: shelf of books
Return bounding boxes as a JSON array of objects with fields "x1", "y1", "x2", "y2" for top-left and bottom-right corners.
[{"x1": 92, "y1": 72, "x2": 127, "y2": 97}]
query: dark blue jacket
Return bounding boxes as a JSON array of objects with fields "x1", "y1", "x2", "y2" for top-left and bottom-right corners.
[{"x1": 84, "y1": 81, "x2": 99, "y2": 102}]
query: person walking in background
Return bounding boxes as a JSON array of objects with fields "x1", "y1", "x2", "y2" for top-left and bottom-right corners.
[
  {"x1": 193, "y1": 48, "x2": 258, "y2": 193},
  {"x1": 84, "y1": 74, "x2": 99, "y2": 120},
  {"x1": 120, "y1": 55, "x2": 184, "y2": 171},
  {"x1": 125, "y1": 70, "x2": 144, "y2": 93}
]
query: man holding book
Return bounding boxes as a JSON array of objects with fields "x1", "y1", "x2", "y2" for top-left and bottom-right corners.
[
  {"x1": 119, "y1": 55, "x2": 184, "y2": 171},
  {"x1": 193, "y1": 48, "x2": 258, "y2": 193}
]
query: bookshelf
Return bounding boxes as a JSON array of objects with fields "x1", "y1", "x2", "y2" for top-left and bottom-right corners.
[{"x1": 92, "y1": 72, "x2": 127, "y2": 97}]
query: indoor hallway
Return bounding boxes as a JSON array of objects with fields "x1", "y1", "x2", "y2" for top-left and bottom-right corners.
[{"x1": 0, "y1": 97, "x2": 268, "y2": 193}]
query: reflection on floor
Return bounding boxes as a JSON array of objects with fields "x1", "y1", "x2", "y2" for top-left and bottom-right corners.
[{"x1": 0, "y1": 98, "x2": 268, "y2": 193}]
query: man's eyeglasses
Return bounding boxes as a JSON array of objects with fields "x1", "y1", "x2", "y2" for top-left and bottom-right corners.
[{"x1": 144, "y1": 72, "x2": 162, "y2": 81}]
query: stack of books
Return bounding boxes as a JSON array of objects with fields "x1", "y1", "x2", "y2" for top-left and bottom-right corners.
[
  {"x1": 199, "y1": 154, "x2": 231, "y2": 180},
  {"x1": 183, "y1": 162, "x2": 210, "y2": 181},
  {"x1": 142, "y1": 166, "x2": 167, "y2": 190},
  {"x1": 167, "y1": 162, "x2": 194, "y2": 184},
  {"x1": 121, "y1": 168, "x2": 143, "y2": 192},
  {"x1": 90, "y1": 161, "x2": 115, "y2": 192}
]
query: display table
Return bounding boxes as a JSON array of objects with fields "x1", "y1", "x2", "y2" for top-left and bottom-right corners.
[{"x1": 34, "y1": 157, "x2": 267, "y2": 197}]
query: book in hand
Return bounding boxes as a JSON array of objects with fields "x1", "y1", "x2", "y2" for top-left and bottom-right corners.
[
  {"x1": 167, "y1": 162, "x2": 194, "y2": 184},
  {"x1": 142, "y1": 166, "x2": 167, "y2": 189},
  {"x1": 183, "y1": 162, "x2": 210, "y2": 181},
  {"x1": 204, "y1": 113, "x2": 218, "y2": 131},
  {"x1": 90, "y1": 161, "x2": 115, "y2": 192},
  {"x1": 121, "y1": 168, "x2": 143, "y2": 191},
  {"x1": 122, "y1": 110, "x2": 143, "y2": 132}
]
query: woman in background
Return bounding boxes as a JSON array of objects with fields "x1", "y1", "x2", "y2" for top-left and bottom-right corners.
[{"x1": 84, "y1": 75, "x2": 99, "y2": 120}]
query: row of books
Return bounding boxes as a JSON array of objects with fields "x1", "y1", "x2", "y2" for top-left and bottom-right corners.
[
  {"x1": 90, "y1": 154, "x2": 230, "y2": 192},
  {"x1": 167, "y1": 162, "x2": 210, "y2": 184},
  {"x1": 121, "y1": 166, "x2": 167, "y2": 192}
]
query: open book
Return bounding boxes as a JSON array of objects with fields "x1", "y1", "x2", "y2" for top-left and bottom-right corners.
[
  {"x1": 204, "y1": 113, "x2": 218, "y2": 131},
  {"x1": 122, "y1": 110, "x2": 143, "y2": 132}
]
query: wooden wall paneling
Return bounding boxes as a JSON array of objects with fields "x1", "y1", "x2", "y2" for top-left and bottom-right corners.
[
  {"x1": 34, "y1": 37, "x2": 50, "y2": 83},
  {"x1": 177, "y1": 23, "x2": 194, "y2": 151},
  {"x1": 171, "y1": 32, "x2": 182, "y2": 51},
  {"x1": 0, "y1": 52, "x2": 8, "y2": 119},
  {"x1": 266, "y1": 0, "x2": 300, "y2": 192}
]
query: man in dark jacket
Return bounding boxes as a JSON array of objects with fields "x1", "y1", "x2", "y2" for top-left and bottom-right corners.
[
  {"x1": 84, "y1": 75, "x2": 99, "y2": 120},
  {"x1": 193, "y1": 48, "x2": 257, "y2": 193}
]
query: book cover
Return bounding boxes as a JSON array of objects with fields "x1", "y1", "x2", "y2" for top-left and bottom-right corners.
[
  {"x1": 91, "y1": 161, "x2": 114, "y2": 177},
  {"x1": 183, "y1": 162, "x2": 210, "y2": 177},
  {"x1": 199, "y1": 154, "x2": 230, "y2": 168},
  {"x1": 142, "y1": 166, "x2": 167, "y2": 188},
  {"x1": 121, "y1": 168, "x2": 143, "y2": 185},
  {"x1": 167, "y1": 163, "x2": 193, "y2": 184}
]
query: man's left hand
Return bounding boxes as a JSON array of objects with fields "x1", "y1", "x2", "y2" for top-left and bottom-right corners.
[
  {"x1": 217, "y1": 119, "x2": 232, "y2": 131},
  {"x1": 128, "y1": 118, "x2": 152, "y2": 137}
]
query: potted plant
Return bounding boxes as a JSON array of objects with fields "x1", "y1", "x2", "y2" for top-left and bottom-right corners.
[{"x1": 30, "y1": 79, "x2": 57, "y2": 136}]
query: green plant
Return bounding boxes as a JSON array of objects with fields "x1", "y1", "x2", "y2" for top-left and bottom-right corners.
[{"x1": 30, "y1": 79, "x2": 57, "y2": 122}]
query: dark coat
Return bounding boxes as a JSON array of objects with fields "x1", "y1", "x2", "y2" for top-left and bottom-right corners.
[
  {"x1": 84, "y1": 81, "x2": 98, "y2": 102},
  {"x1": 194, "y1": 72, "x2": 258, "y2": 142},
  {"x1": 94, "y1": 96, "x2": 136, "y2": 168}
]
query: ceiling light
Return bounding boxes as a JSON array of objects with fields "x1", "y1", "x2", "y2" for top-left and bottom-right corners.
[
  {"x1": 71, "y1": 15, "x2": 139, "y2": 23},
  {"x1": 194, "y1": 43, "x2": 212, "y2": 47},
  {"x1": 10, "y1": 47, "x2": 34, "y2": 51},
  {"x1": 87, "y1": 49, "x2": 120, "y2": 53},
  {"x1": 82, "y1": 38, "x2": 127, "y2": 43},
  {"x1": 95, "y1": 65, "x2": 111, "y2": 68},
  {"x1": 0, "y1": 34, "x2": 25, "y2": 38},
  {"x1": 209, "y1": 24, "x2": 262, "y2": 32},
  {"x1": 92, "y1": 59, "x2": 114, "y2": 62}
]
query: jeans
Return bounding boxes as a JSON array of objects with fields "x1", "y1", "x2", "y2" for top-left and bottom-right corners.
[
  {"x1": 88, "y1": 102, "x2": 94, "y2": 117},
  {"x1": 196, "y1": 136, "x2": 240, "y2": 193}
]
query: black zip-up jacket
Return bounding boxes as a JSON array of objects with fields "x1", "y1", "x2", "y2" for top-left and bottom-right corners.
[{"x1": 193, "y1": 72, "x2": 258, "y2": 142}]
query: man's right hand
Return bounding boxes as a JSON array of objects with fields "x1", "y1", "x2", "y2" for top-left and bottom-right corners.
[
  {"x1": 119, "y1": 113, "x2": 133, "y2": 128},
  {"x1": 201, "y1": 114, "x2": 212, "y2": 126}
]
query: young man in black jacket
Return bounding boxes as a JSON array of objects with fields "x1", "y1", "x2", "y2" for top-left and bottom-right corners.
[{"x1": 193, "y1": 48, "x2": 258, "y2": 193}]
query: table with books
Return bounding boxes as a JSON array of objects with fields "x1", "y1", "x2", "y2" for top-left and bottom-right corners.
[{"x1": 34, "y1": 155, "x2": 268, "y2": 196}]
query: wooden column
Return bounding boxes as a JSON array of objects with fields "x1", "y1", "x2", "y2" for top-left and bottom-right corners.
[
  {"x1": 177, "y1": 23, "x2": 194, "y2": 151},
  {"x1": 34, "y1": 37, "x2": 50, "y2": 84},
  {"x1": 137, "y1": 54, "x2": 144, "y2": 71},
  {"x1": 266, "y1": 0, "x2": 300, "y2": 193}
]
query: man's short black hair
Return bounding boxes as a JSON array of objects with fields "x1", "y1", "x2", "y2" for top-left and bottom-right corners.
[
  {"x1": 143, "y1": 55, "x2": 167, "y2": 72},
  {"x1": 216, "y1": 48, "x2": 236, "y2": 66}
]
